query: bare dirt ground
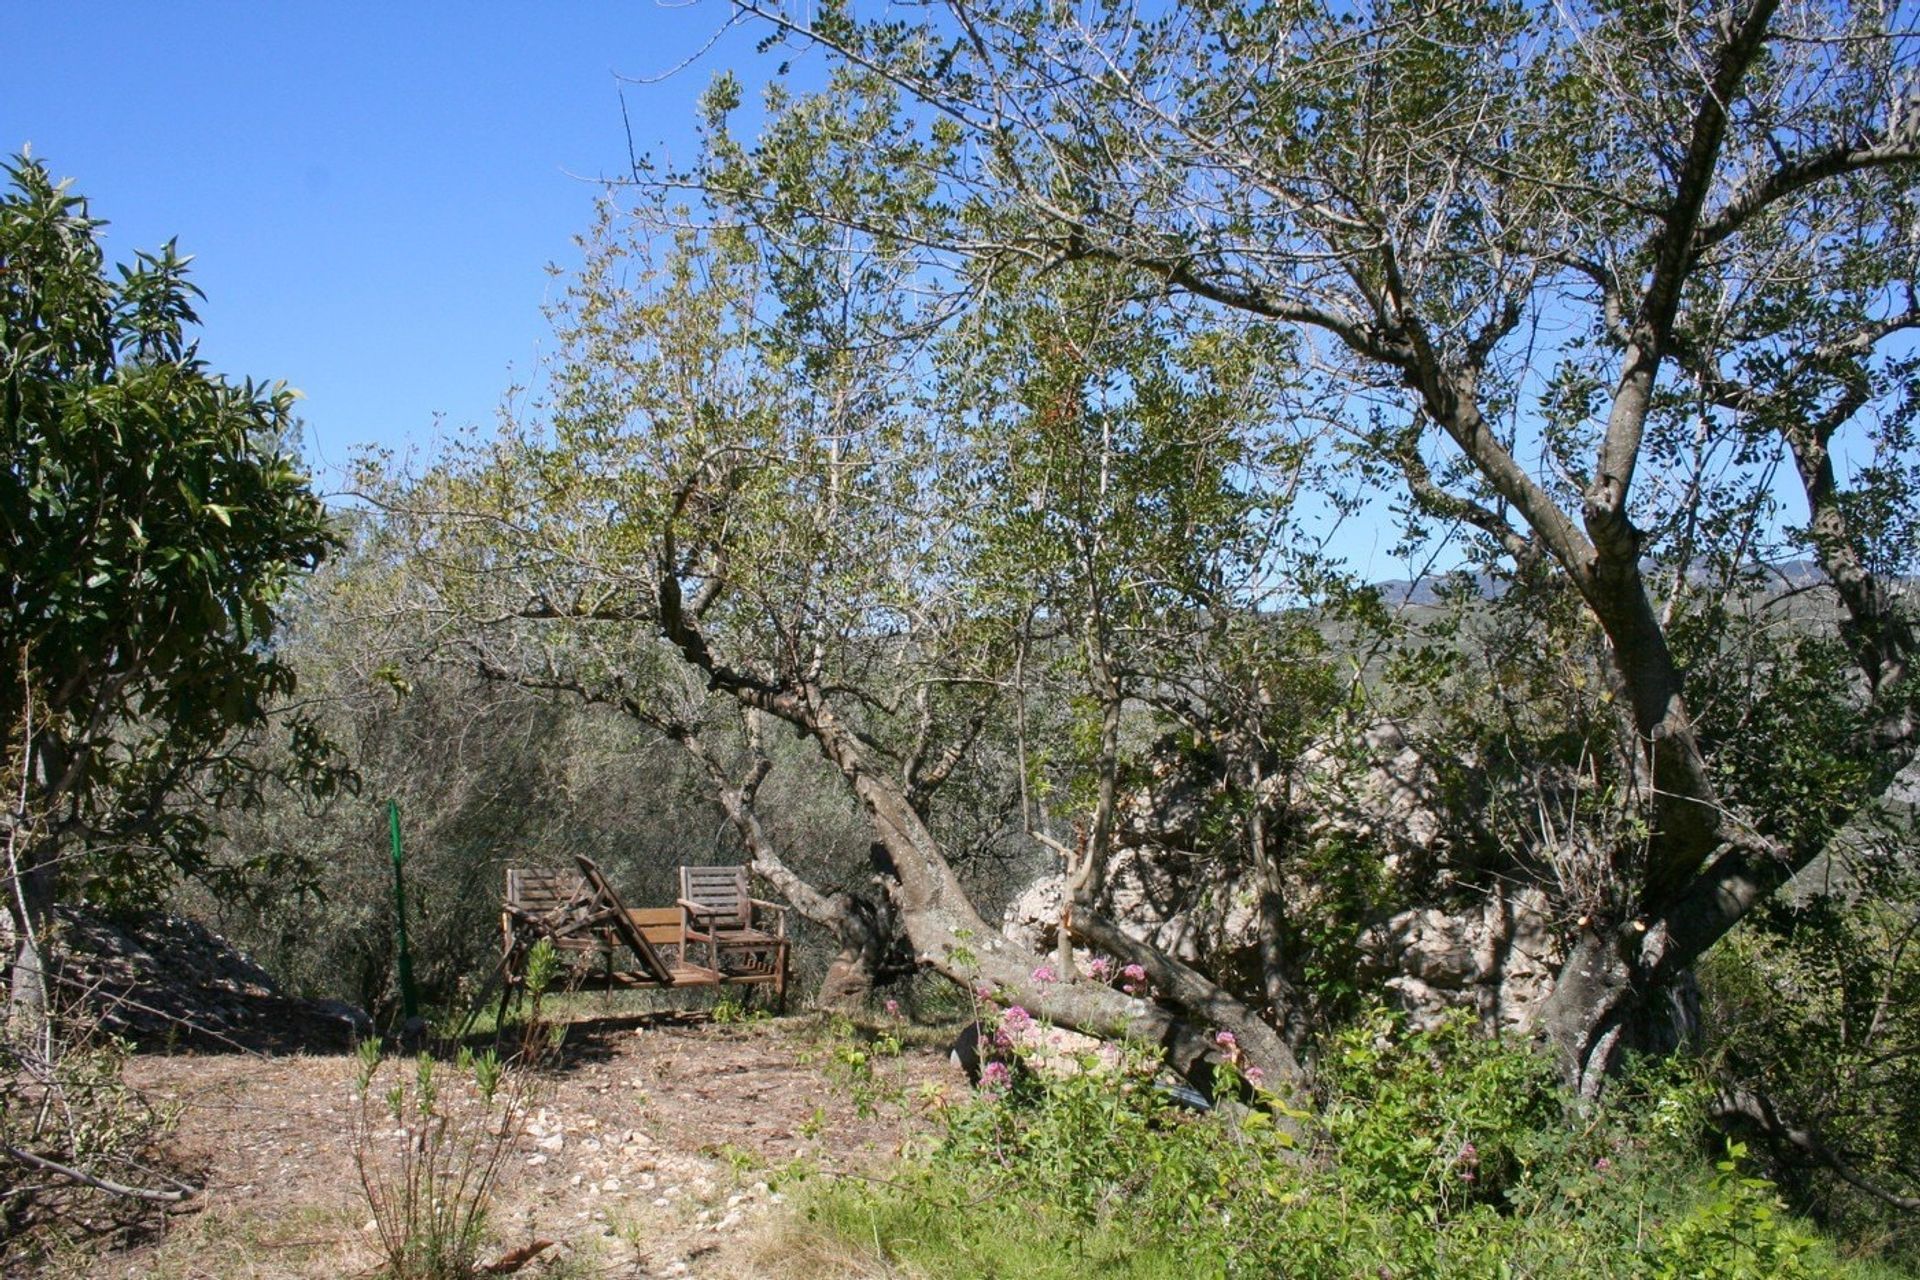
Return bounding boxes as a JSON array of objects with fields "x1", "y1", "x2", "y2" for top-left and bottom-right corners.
[{"x1": 67, "y1": 1011, "x2": 953, "y2": 1279}]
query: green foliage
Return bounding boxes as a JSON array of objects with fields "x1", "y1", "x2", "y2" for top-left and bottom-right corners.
[
  {"x1": 1700, "y1": 870, "x2": 1920, "y2": 1264},
  {"x1": 1653, "y1": 1143, "x2": 1820, "y2": 1280},
  {"x1": 349, "y1": 1039, "x2": 537, "y2": 1280},
  {"x1": 1320, "y1": 1009, "x2": 1563, "y2": 1216},
  {"x1": 1676, "y1": 616, "x2": 1878, "y2": 850},
  {"x1": 796, "y1": 1010, "x2": 1894, "y2": 1279},
  {"x1": 0, "y1": 153, "x2": 337, "y2": 901},
  {"x1": 710, "y1": 992, "x2": 771, "y2": 1025},
  {"x1": 1288, "y1": 832, "x2": 1391, "y2": 1026},
  {"x1": 805, "y1": 1013, "x2": 906, "y2": 1119}
]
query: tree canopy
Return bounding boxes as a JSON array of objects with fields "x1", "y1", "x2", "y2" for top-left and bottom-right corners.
[
  {"x1": 1, "y1": 154, "x2": 336, "y2": 1025},
  {"x1": 670, "y1": 0, "x2": 1920, "y2": 1088}
]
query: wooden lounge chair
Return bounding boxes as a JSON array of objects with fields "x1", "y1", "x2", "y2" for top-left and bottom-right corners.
[{"x1": 572, "y1": 855, "x2": 676, "y2": 986}]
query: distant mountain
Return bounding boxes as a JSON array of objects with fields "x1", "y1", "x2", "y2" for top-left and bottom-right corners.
[
  {"x1": 1369, "y1": 558, "x2": 1835, "y2": 606},
  {"x1": 1369, "y1": 570, "x2": 1508, "y2": 606}
]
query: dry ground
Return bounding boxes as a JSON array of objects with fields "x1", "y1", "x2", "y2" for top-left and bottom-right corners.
[{"x1": 49, "y1": 1011, "x2": 953, "y2": 1279}]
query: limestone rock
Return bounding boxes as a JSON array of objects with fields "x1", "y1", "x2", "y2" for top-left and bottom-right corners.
[{"x1": 1360, "y1": 886, "x2": 1561, "y2": 1032}]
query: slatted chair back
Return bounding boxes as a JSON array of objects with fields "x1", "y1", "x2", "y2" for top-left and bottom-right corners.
[
  {"x1": 679, "y1": 865, "x2": 751, "y2": 931},
  {"x1": 504, "y1": 866, "x2": 605, "y2": 954},
  {"x1": 506, "y1": 866, "x2": 584, "y2": 917}
]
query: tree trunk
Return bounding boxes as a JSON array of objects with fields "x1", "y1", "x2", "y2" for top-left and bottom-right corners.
[
  {"x1": 812, "y1": 881, "x2": 913, "y2": 1011},
  {"x1": 656, "y1": 561, "x2": 1311, "y2": 1093},
  {"x1": 809, "y1": 695, "x2": 1307, "y2": 1097},
  {"x1": 5, "y1": 836, "x2": 55, "y2": 1044}
]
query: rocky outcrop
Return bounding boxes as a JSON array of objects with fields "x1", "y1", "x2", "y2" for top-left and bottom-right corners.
[
  {"x1": 1003, "y1": 846, "x2": 1261, "y2": 970},
  {"x1": 1292, "y1": 719, "x2": 1451, "y2": 878},
  {"x1": 1357, "y1": 886, "x2": 1561, "y2": 1033},
  {"x1": 1002, "y1": 719, "x2": 1570, "y2": 1033}
]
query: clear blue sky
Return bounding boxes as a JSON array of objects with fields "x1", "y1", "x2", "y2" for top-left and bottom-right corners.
[{"x1": 5, "y1": 1, "x2": 766, "y2": 493}]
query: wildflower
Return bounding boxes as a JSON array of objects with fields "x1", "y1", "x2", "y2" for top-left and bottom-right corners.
[
  {"x1": 1246, "y1": 1067, "x2": 1265, "y2": 1085},
  {"x1": 1031, "y1": 964, "x2": 1058, "y2": 984},
  {"x1": 1214, "y1": 1029, "x2": 1237, "y2": 1050},
  {"x1": 981, "y1": 1061, "x2": 1012, "y2": 1090},
  {"x1": 1594, "y1": 1157, "x2": 1612, "y2": 1174},
  {"x1": 1088, "y1": 957, "x2": 1112, "y2": 979},
  {"x1": 1001, "y1": 1005, "x2": 1033, "y2": 1033},
  {"x1": 974, "y1": 984, "x2": 995, "y2": 1001},
  {"x1": 884, "y1": 999, "x2": 900, "y2": 1017},
  {"x1": 1122, "y1": 963, "x2": 1147, "y2": 982},
  {"x1": 1459, "y1": 1142, "x2": 1478, "y2": 1166}
]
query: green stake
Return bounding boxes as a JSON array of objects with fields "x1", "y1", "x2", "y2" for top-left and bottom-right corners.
[{"x1": 388, "y1": 799, "x2": 420, "y2": 1023}]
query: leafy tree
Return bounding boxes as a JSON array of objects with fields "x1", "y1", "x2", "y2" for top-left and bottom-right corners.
[
  {"x1": 0, "y1": 155, "x2": 335, "y2": 1030},
  {"x1": 700, "y1": 0, "x2": 1920, "y2": 1091},
  {"x1": 365, "y1": 200, "x2": 1315, "y2": 1093},
  {"x1": 946, "y1": 266, "x2": 1342, "y2": 1045}
]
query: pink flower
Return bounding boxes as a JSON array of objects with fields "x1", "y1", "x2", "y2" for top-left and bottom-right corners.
[
  {"x1": 1246, "y1": 1067, "x2": 1265, "y2": 1085},
  {"x1": 1088, "y1": 957, "x2": 1112, "y2": 979},
  {"x1": 993, "y1": 1027, "x2": 1013, "y2": 1049},
  {"x1": 981, "y1": 1061, "x2": 1012, "y2": 1090},
  {"x1": 884, "y1": 999, "x2": 900, "y2": 1017},
  {"x1": 1594, "y1": 1157, "x2": 1612, "y2": 1174},
  {"x1": 1214, "y1": 1029, "x2": 1237, "y2": 1049},
  {"x1": 1001, "y1": 1005, "x2": 1032, "y2": 1033},
  {"x1": 1459, "y1": 1142, "x2": 1478, "y2": 1166},
  {"x1": 1121, "y1": 964, "x2": 1147, "y2": 982},
  {"x1": 1031, "y1": 964, "x2": 1058, "y2": 984},
  {"x1": 974, "y1": 984, "x2": 995, "y2": 1001}
]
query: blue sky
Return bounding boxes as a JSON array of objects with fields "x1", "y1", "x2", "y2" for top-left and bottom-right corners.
[{"x1": 6, "y1": 2, "x2": 766, "y2": 493}]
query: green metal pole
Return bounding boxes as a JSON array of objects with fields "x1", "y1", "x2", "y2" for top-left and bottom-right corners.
[{"x1": 388, "y1": 799, "x2": 420, "y2": 1023}]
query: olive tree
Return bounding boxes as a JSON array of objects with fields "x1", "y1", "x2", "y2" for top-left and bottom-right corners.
[
  {"x1": 699, "y1": 0, "x2": 1920, "y2": 1090},
  {"x1": 367, "y1": 196, "x2": 1310, "y2": 1088}
]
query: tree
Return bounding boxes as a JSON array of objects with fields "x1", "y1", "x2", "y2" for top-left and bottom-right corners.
[
  {"x1": 368, "y1": 199, "x2": 1310, "y2": 1091},
  {"x1": 0, "y1": 154, "x2": 336, "y2": 1032},
  {"x1": 944, "y1": 265, "x2": 1341, "y2": 1047},
  {"x1": 696, "y1": 0, "x2": 1920, "y2": 1090}
]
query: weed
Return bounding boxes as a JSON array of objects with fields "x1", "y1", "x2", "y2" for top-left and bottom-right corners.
[{"x1": 349, "y1": 1038, "x2": 540, "y2": 1280}]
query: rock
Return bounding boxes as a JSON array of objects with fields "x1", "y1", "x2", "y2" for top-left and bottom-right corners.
[
  {"x1": 1360, "y1": 886, "x2": 1561, "y2": 1031},
  {"x1": 1294, "y1": 720, "x2": 1450, "y2": 874}
]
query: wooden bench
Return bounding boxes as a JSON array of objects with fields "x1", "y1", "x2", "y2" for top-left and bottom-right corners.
[{"x1": 490, "y1": 858, "x2": 788, "y2": 1008}]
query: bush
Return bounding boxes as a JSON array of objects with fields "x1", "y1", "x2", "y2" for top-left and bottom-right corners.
[
  {"x1": 349, "y1": 1040, "x2": 534, "y2": 1280},
  {"x1": 790, "y1": 1009, "x2": 1898, "y2": 1279}
]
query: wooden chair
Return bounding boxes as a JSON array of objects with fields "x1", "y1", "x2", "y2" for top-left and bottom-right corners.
[{"x1": 678, "y1": 865, "x2": 788, "y2": 994}]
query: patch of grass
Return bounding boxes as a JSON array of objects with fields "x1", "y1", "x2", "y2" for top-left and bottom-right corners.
[
  {"x1": 779, "y1": 1010, "x2": 1918, "y2": 1280},
  {"x1": 794, "y1": 1177, "x2": 1183, "y2": 1279},
  {"x1": 59, "y1": 1200, "x2": 371, "y2": 1280}
]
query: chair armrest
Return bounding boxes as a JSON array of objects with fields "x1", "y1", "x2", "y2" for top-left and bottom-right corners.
[{"x1": 750, "y1": 900, "x2": 788, "y2": 935}]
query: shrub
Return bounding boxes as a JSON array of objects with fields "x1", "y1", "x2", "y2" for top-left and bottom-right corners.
[
  {"x1": 349, "y1": 1039, "x2": 534, "y2": 1280},
  {"x1": 788, "y1": 1008, "x2": 1894, "y2": 1279}
]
